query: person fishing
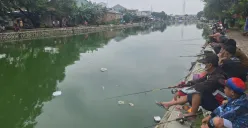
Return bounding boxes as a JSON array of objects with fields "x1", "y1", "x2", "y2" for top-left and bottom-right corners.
[
  {"x1": 201, "y1": 77, "x2": 248, "y2": 128},
  {"x1": 218, "y1": 44, "x2": 248, "y2": 82},
  {"x1": 219, "y1": 39, "x2": 248, "y2": 69},
  {"x1": 156, "y1": 54, "x2": 227, "y2": 118}
]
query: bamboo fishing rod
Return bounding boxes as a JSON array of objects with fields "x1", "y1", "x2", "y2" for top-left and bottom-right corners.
[
  {"x1": 143, "y1": 112, "x2": 203, "y2": 128},
  {"x1": 179, "y1": 54, "x2": 204, "y2": 57},
  {"x1": 105, "y1": 68, "x2": 204, "y2": 100}
]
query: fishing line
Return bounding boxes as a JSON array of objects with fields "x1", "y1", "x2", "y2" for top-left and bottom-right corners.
[{"x1": 104, "y1": 68, "x2": 205, "y2": 100}]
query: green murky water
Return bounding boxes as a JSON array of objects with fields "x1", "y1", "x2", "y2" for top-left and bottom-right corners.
[{"x1": 0, "y1": 23, "x2": 205, "y2": 128}]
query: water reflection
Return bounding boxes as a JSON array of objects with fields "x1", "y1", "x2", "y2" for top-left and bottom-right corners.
[
  {"x1": 0, "y1": 24, "x2": 172, "y2": 128},
  {"x1": 195, "y1": 22, "x2": 212, "y2": 41}
]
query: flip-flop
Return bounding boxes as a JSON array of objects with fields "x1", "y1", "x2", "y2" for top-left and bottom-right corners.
[{"x1": 155, "y1": 102, "x2": 170, "y2": 109}]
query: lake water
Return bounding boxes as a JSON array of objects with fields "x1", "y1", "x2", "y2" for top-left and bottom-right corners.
[{"x1": 0, "y1": 23, "x2": 205, "y2": 128}]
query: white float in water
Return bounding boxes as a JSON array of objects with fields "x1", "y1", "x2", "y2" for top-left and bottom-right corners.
[
  {"x1": 129, "y1": 103, "x2": 134, "y2": 107},
  {"x1": 100, "y1": 68, "x2": 107, "y2": 72},
  {"x1": 154, "y1": 116, "x2": 161, "y2": 122},
  {"x1": 102, "y1": 86, "x2": 105, "y2": 90},
  {"x1": 118, "y1": 101, "x2": 125, "y2": 105},
  {"x1": 53, "y1": 91, "x2": 62, "y2": 96}
]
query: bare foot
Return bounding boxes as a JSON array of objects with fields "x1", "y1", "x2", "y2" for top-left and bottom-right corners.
[{"x1": 156, "y1": 102, "x2": 173, "y2": 109}]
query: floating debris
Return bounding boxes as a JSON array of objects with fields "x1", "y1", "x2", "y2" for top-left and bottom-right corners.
[
  {"x1": 118, "y1": 101, "x2": 125, "y2": 105},
  {"x1": 102, "y1": 86, "x2": 105, "y2": 90},
  {"x1": 129, "y1": 103, "x2": 134, "y2": 107},
  {"x1": 100, "y1": 68, "x2": 108, "y2": 72},
  {"x1": 53, "y1": 91, "x2": 62, "y2": 96},
  {"x1": 154, "y1": 116, "x2": 161, "y2": 122},
  {"x1": 116, "y1": 85, "x2": 119, "y2": 87},
  {"x1": 0, "y1": 54, "x2": 6, "y2": 59}
]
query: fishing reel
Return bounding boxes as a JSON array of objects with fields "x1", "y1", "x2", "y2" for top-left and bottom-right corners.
[
  {"x1": 176, "y1": 117, "x2": 187, "y2": 124},
  {"x1": 171, "y1": 89, "x2": 178, "y2": 94}
]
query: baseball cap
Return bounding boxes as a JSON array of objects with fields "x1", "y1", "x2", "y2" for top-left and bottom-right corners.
[
  {"x1": 223, "y1": 39, "x2": 236, "y2": 47},
  {"x1": 219, "y1": 77, "x2": 246, "y2": 94},
  {"x1": 222, "y1": 45, "x2": 236, "y2": 55},
  {"x1": 198, "y1": 54, "x2": 219, "y2": 67}
]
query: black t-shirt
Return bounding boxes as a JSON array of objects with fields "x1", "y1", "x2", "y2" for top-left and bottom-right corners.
[{"x1": 220, "y1": 57, "x2": 248, "y2": 81}]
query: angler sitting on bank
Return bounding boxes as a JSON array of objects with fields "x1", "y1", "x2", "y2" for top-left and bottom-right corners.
[
  {"x1": 157, "y1": 54, "x2": 226, "y2": 117},
  {"x1": 218, "y1": 44, "x2": 248, "y2": 82},
  {"x1": 219, "y1": 39, "x2": 248, "y2": 69},
  {"x1": 201, "y1": 77, "x2": 248, "y2": 128},
  {"x1": 208, "y1": 33, "x2": 228, "y2": 54}
]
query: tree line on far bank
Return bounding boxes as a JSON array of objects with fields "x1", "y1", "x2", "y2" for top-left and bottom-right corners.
[
  {"x1": 0, "y1": 0, "x2": 169, "y2": 29},
  {"x1": 0, "y1": 0, "x2": 107, "y2": 27},
  {"x1": 197, "y1": 0, "x2": 248, "y2": 30}
]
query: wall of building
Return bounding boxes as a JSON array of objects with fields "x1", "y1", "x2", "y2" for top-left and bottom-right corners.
[{"x1": 103, "y1": 12, "x2": 122, "y2": 22}]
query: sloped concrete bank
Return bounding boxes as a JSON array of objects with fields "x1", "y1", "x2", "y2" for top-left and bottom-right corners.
[{"x1": 0, "y1": 23, "x2": 145, "y2": 42}]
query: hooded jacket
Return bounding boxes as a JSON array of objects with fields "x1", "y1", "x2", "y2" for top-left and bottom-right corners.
[
  {"x1": 220, "y1": 57, "x2": 248, "y2": 81},
  {"x1": 185, "y1": 67, "x2": 227, "y2": 94},
  {"x1": 209, "y1": 94, "x2": 248, "y2": 128}
]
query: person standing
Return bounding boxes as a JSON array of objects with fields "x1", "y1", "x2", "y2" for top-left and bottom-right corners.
[
  {"x1": 224, "y1": 18, "x2": 228, "y2": 30},
  {"x1": 52, "y1": 21, "x2": 55, "y2": 27},
  {"x1": 244, "y1": 16, "x2": 248, "y2": 35},
  {"x1": 19, "y1": 20, "x2": 23, "y2": 29}
]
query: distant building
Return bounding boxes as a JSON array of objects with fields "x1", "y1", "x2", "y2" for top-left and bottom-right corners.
[
  {"x1": 136, "y1": 11, "x2": 152, "y2": 17},
  {"x1": 112, "y1": 4, "x2": 126, "y2": 13},
  {"x1": 97, "y1": 2, "x2": 107, "y2": 8},
  {"x1": 127, "y1": 9, "x2": 138, "y2": 15},
  {"x1": 103, "y1": 10, "x2": 123, "y2": 22}
]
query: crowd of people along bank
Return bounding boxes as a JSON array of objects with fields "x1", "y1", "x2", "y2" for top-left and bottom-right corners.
[{"x1": 157, "y1": 25, "x2": 248, "y2": 128}]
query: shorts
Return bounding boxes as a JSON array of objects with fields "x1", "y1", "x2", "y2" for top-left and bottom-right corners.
[{"x1": 187, "y1": 92, "x2": 219, "y2": 111}]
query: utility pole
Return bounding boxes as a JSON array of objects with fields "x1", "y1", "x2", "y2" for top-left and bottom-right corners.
[{"x1": 183, "y1": 0, "x2": 186, "y2": 15}]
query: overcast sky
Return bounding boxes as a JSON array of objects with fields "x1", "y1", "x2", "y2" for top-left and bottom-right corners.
[{"x1": 87, "y1": 0, "x2": 204, "y2": 15}]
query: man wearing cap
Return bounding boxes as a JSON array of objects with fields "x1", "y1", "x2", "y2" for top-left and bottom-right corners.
[
  {"x1": 218, "y1": 45, "x2": 248, "y2": 81},
  {"x1": 157, "y1": 54, "x2": 227, "y2": 117},
  {"x1": 201, "y1": 77, "x2": 248, "y2": 128},
  {"x1": 219, "y1": 39, "x2": 248, "y2": 68}
]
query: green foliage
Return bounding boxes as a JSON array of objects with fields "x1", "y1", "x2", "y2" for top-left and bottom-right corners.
[
  {"x1": 197, "y1": 11, "x2": 204, "y2": 19},
  {"x1": 123, "y1": 13, "x2": 137, "y2": 23},
  {"x1": 152, "y1": 11, "x2": 167, "y2": 20},
  {"x1": 78, "y1": 1, "x2": 106, "y2": 24},
  {"x1": 0, "y1": 0, "x2": 107, "y2": 26},
  {"x1": 203, "y1": 0, "x2": 248, "y2": 21}
]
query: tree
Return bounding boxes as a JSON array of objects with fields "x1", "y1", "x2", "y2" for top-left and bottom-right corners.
[
  {"x1": 7, "y1": 0, "x2": 48, "y2": 27},
  {"x1": 152, "y1": 11, "x2": 167, "y2": 20},
  {"x1": 197, "y1": 11, "x2": 204, "y2": 19},
  {"x1": 202, "y1": 0, "x2": 232, "y2": 20},
  {"x1": 78, "y1": 1, "x2": 106, "y2": 24}
]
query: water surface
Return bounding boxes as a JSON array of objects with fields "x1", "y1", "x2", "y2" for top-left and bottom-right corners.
[{"x1": 0, "y1": 23, "x2": 205, "y2": 128}]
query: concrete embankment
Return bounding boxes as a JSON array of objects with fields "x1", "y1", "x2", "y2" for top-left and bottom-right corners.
[
  {"x1": 156, "y1": 30, "x2": 248, "y2": 128},
  {"x1": 0, "y1": 23, "x2": 145, "y2": 42},
  {"x1": 155, "y1": 44, "x2": 213, "y2": 128}
]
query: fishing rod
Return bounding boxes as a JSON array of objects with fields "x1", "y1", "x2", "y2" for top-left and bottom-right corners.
[
  {"x1": 179, "y1": 54, "x2": 204, "y2": 57},
  {"x1": 105, "y1": 87, "x2": 175, "y2": 100},
  {"x1": 143, "y1": 112, "x2": 203, "y2": 128},
  {"x1": 105, "y1": 68, "x2": 204, "y2": 100}
]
